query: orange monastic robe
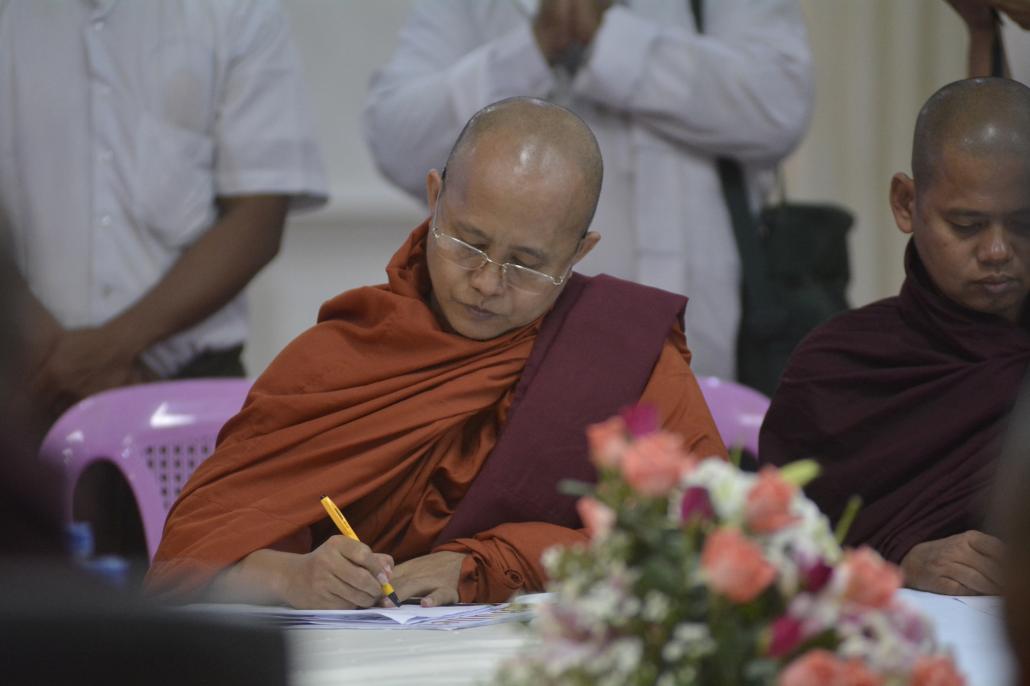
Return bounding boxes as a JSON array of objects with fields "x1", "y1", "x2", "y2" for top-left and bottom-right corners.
[{"x1": 146, "y1": 224, "x2": 725, "y2": 602}]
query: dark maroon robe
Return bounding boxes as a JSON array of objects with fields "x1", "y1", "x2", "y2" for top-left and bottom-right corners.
[{"x1": 760, "y1": 241, "x2": 1030, "y2": 563}]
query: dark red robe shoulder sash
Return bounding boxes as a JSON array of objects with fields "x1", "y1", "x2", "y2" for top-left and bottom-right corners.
[{"x1": 435, "y1": 273, "x2": 687, "y2": 544}]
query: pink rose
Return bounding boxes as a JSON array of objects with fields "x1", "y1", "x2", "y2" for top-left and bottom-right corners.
[
  {"x1": 619, "y1": 404, "x2": 660, "y2": 438},
  {"x1": 910, "y1": 656, "x2": 965, "y2": 686},
  {"x1": 620, "y1": 431, "x2": 694, "y2": 497},
  {"x1": 585, "y1": 416, "x2": 629, "y2": 469},
  {"x1": 576, "y1": 496, "x2": 615, "y2": 540},
  {"x1": 841, "y1": 547, "x2": 903, "y2": 609},
  {"x1": 768, "y1": 614, "x2": 805, "y2": 658},
  {"x1": 778, "y1": 650, "x2": 884, "y2": 686},
  {"x1": 701, "y1": 528, "x2": 776, "y2": 603},
  {"x1": 778, "y1": 650, "x2": 842, "y2": 686},
  {"x1": 680, "y1": 486, "x2": 716, "y2": 523},
  {"x1": 745, "y1": 466, "x2": 798, "y2": 534},
  {"x1": 835, "y1": 660, "x2": 884, "y2": 686}
]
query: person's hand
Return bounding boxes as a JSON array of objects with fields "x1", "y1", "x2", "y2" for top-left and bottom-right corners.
[
  {"x1": 570, "y1": 0, "x2": 612, "y2": 46},
  {"x1": 991, "y1": 0, "x2": 1030, "y2": 28},
  {"x1": 945, "y1": 0, "x2": 997, "y2": 31},
  {"x1": 390, "y1": 551, "x2": 466, "y2": 607},
  {"x1": 533, "y1": 0, "x2": 576, "y2": 64},
  {"x1": 31, "y1": 326, "x2": 154, "y2": 417},
  {"x1": 901, "y1": 530, "x2": 1005, "y2": 595},
  {"x1": 279, "y1": 535, "x2": 395, "y2": 610}
]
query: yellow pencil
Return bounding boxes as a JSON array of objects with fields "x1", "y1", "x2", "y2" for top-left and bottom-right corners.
[{"x1": 320, "y1": 495, "x2": 401, "y2": 607}]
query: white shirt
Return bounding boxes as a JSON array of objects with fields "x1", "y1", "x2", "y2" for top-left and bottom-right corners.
[
  {"x1": 363, "y1": 0, "x2": 812, "y2": 379},
  {"x1": 0, "y1": 0, "x2": 328, "y2": 376}
]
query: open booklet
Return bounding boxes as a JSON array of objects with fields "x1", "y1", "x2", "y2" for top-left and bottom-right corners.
[{"x1": 180, "y1": 595, "x2": 550, "y2": 631}]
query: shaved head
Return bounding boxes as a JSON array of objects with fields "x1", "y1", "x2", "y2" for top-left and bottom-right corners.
[
  {"x1": 912, "y1": 78, "x2": 1030, "y2": 187},
  {"x1": 443, "y1": 97, "x2": 603, "y2": 235}
]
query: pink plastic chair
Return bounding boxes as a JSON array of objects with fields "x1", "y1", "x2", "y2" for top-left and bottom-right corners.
[
  {"x1": 696, "y1": 375, "x2": 771, "y2": 459},
  {"x1": 38, "y1": 379, "x2": 251, "y2": 560}
]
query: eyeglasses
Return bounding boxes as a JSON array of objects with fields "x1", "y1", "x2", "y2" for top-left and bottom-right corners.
[{"x1": 430, "y1": 223, "x2": 573, "y2": 294}]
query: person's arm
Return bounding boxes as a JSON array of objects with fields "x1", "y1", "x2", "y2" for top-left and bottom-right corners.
[
  {"x1": 900, "y1": 530, "x2": 1005, "y2": 595},
  {"x1": 207, "y1": 534, "x2": 396, "y2": 609},
  {"x1": 33, "y1": 195, "x2": 287, "y2": 410},
  {"x1": 430, "y1": 522, "x2": 588, "y2": 603},
  {"x1": 570, "y1": 0, "x2": 813, "y2": 162},
  {"x1": 363, "y1": 0, "x2": 558, "y2": 198},
  {"x1": 946, "y1": 0, "x2": 1003, "y2": 76}
]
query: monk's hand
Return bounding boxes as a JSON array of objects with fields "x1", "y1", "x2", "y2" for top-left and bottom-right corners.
[
  {"x1": 901, "y1": 530, "x2": 1005, "y2": 595},
  {"x1": 282, "y1": 535, "x2": 395, "y2": 610},
  {"x1": 31, "y1": 326, "x2": 149, "y2": 418},
  {"x1": 390, "y1": 551, "x2": 465, "y2": 608}
]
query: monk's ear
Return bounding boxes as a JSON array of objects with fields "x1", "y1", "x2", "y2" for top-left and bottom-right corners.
[
  {"x1": 571, "y1": 231, "x2": 601, "y2": 265},
  {"x1": 890, "y1": 172, "x2": 917, "y2": 235},
  {"x1": 426, "y1": 169, "x2": 443, "y2": 214}
]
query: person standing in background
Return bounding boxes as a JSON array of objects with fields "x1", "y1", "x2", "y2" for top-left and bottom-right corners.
[
  {"x1": 0, "y1": 0, "x2": 328, "y2": 423},
  {"x1": 363, "y1": 0, "x2": 812, "y2": 379}
]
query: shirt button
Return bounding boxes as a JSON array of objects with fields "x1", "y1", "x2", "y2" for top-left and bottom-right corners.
[
  {"x1": 93, "y1": 20, "x2": 104, "y2": 31},
  {"x1": 101, "y1": 285, "x2": 114, "y2": 298},
  {"x1": 97, "y1": 83, "x2": 111, "y2": 96},
  {"x1": 98, "y1": 150, "x2": 113, "y2": 163},
  {"x1": 99, "y1": 214, "x2": 112, "y2": 227}
]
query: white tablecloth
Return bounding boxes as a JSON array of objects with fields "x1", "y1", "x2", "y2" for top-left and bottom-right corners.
[{"x1": 288, "y1": 592, "x2": 1016, "y2": 686}]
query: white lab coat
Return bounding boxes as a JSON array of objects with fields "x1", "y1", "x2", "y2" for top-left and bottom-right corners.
[{"x1": 364, "y1": 0, "x2": 812, "y2": 379}]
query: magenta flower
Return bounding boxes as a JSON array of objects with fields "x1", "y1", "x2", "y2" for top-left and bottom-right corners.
[
  {"x1": 680, "y1": 486, "x2": 716, "y2": 523},
  {"x1": 799, "y1": 558, "x2": 834, "y2": 593},
  {"x1": 768, "y1": 614, "x2": 805, "y2": 657},
  {"x1": 619, "y1": 404, "x2": 659, "y2": 438}
]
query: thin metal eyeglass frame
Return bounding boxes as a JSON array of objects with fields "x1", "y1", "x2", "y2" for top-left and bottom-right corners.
[{"x1": 428, "y1": 185, "x2": 578, "y2": 293}]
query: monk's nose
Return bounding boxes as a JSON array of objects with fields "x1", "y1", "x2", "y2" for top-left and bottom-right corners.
[
  {"x1": 468, "y1": 260, "x2": 506, "y2": 296},
  {"x1": 978, "y1": 226, "x2": 1014, "y2": 265}
]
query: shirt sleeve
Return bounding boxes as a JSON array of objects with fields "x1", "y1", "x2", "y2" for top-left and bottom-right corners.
[
  {"x1": 642, "y1": 327, "x2": 728, "y2": 460},
  {"x1": 572, "y1": 0, "x2": 813, "y2": 162},
  {"x1": 434, "y1": 522, "x2": 588, "y2": 603},
  {"x1": 213, "y1": 0, "x2": 328, "y2": 210},
  {"x1": 363, "y1": 0, "x2": 556, "y2": 199}
]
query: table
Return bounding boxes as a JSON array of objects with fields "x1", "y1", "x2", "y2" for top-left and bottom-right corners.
[{"x1": 287, "y1": 592, "x2": 1016, "y2": 686}]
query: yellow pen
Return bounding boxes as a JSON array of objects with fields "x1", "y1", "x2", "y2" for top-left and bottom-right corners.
[{"x1": 320, "y1": 495, "x2": 401, "y2": 607}]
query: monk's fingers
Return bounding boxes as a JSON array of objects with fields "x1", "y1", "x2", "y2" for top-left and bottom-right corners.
[
  {"x1": 944, "y1": 561, "x2": 1001, "y2": 596},
  {"x1": 327, "y1": 535, "x2": 391, "y2": 582},
  {"x1": 420, "y1": 586, "x2": 460, "y2": 608},
  {"x1": 965, "y1": 531, "x2": 1006, "y2": 563},
  {"x1": 323, "y1": 580, "x2": 379, "y2": 609},
  {"x1": 374, "y1": 552, "x2": 395, "y2": 577}
]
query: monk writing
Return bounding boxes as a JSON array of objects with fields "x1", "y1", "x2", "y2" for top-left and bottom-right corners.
[
  {"x1": 146, "y1": 98, "x2": 726, "y2": 607},
  {"x1": 760, "y1": 78, "x2": 1030, "y2": 595}
]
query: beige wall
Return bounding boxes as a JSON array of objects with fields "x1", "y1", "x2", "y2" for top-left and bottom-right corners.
[{"x1": 244, "y1": 0, "x2": 1029, "y2": 375}]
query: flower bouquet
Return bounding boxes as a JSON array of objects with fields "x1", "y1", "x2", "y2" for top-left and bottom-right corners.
[{"x1": 498, "y1": 406, "x2": 964, "y2": 686}]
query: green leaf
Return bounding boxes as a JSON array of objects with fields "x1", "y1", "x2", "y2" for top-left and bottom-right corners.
[
  {"x1": 834, "y1": 494, "x2": 863, "y2": 545},
  {"x1": 778, "y1": 459, "x2": 820, "y2": 488}
]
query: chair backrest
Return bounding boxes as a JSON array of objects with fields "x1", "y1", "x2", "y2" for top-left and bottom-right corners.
[
  {"x1": 38, "y1": 379, "x2": 251, "y2": 560},
  {"x1": 695, "y1": 375, "x2": 770, "y2": 460}
]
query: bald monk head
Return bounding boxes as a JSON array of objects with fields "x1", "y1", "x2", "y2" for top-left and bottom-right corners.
[
  {"x1": 890, "y1": 78, "x2": 1030, "y2": 324},
  {"x1": 424, "y1": 97, "x2": 603, "y2": 339}
]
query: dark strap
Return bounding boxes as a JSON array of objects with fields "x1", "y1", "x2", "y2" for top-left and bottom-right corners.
[
  {"x1": 688, "y1": 0, "x2": 783, "y2": 337},
  {"x1": 991, "y1": 9, "x2": 1007, "y2": 78},
  {"x1": 434, "y1": 274, "x2": 686, "y2": 544}
]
